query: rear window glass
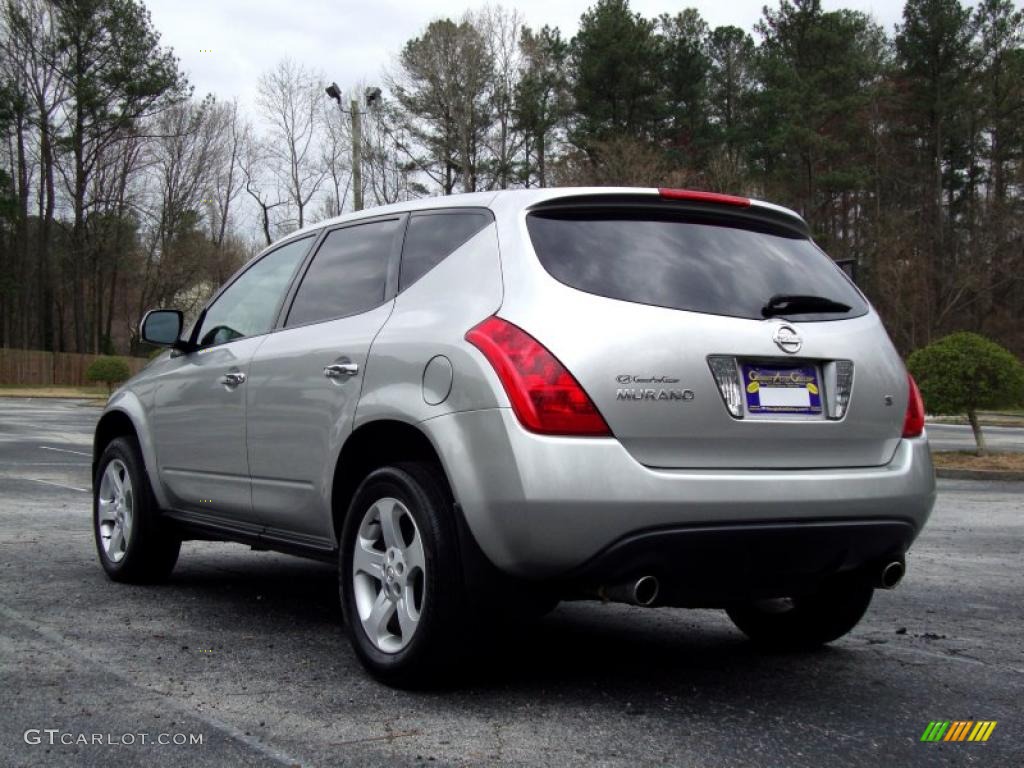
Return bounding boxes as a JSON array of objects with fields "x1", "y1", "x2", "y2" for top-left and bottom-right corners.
[
  {"x1": 400, "y1": 211, "x2": 491, "y2": 290},
  {"x1": 526, "y1": 210, "x2": 868, "y2": 322}
]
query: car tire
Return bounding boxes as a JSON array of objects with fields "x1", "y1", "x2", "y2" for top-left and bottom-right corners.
[
  {"x1": 725, "y1": 579, "x2": 874, "y2": 651},
  {"x1": 339, "y1": 462, "x2": 465, "y2": 688},
  {"x1": 93, "y1": 436, "x2": 180, "y2": 583}
]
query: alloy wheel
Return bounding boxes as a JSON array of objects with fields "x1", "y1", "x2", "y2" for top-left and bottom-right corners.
[
  {"x1": 351, "y1": 497, "x2": 426, "y2": 653},
  {"x1": 97, "y1": 459, "x2": 134, "y2": 563}
]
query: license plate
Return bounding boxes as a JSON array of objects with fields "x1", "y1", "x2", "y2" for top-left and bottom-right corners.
[{"x1": 741, "y1": 363, "x2": 822, "y2": 415}]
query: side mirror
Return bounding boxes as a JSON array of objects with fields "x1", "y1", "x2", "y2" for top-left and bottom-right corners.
[{"x1": 141, "y1": 309, "x2": 184, "y2": 347}]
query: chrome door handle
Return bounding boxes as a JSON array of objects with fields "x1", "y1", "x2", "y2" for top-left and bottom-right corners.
[
  {"x1": 324, "y1": 362, "x2": 359, "y2": 379},
  {"x1": 221, "y1": 371, "x2": 247, "y2": 386}
]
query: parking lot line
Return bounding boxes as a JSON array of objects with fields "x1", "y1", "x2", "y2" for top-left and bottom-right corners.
[
  {"x1": 39, "y1": 445, "x2": 92, "y2": 457},
  {"x1": 28, "y1": 478, "x2": 88, "y2": 493}
]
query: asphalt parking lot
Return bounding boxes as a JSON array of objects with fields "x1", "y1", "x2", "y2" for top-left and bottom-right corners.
[{"x1": 0, "y1": 397, "x2": 1021, "y2": 767}]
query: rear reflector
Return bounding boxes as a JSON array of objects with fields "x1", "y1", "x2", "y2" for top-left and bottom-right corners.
[
  {"x1": 707, "y1": 356, "x2": 744, "y2": 419},
  {"x1": 466, "y1": 316, "x2": 611, "y2": 436},
  {"x1": 903, "y1": 374, "x2": 926, "y2": 438},
  {"x1": 659, "y1": 188, "x2": 751, "y2": 207},
  {"x1": 829, "y1": 360, "x2": 855, "y2": 419}
]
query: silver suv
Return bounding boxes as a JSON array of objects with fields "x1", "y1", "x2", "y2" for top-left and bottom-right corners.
[{"x1": 93, "y1": 187, "x2": 935, "y2": 685}]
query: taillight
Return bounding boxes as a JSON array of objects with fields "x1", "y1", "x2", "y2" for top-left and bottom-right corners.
[
  {"x1": 658, "y1": 188, "x2": 751, "y2": 207},
  {"x1": 903, "y1": 374, "x2": 925, "y2": 438},
  {"x1": 465, "y1": 316, "x2": 611, "y2": 437}
]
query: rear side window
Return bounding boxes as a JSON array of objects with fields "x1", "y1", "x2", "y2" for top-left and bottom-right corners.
[
  {"x1": 400, "y1": 211, "x2": 491, "y2": 290},
  {"x1": 286, "y1": 218, "x2": 402, "y2": 327},
  {"x1": 526, "y1": 210, "x2": 868, "y2": 322}
]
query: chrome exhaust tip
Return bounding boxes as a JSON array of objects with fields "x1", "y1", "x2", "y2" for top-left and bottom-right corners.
[
  {"x1": 633, "y1": 575, "x2": 660, "y2": 606},
  {"x1": 598, "y1": 576, "x2": 660, "y2": 606},
  {"x1": 878, "y1": 560, "x2": 905, "y2": 589}
]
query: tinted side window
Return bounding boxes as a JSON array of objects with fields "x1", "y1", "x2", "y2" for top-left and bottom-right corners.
[
  {"x1": 400, "y1": 212, "x2": 491, "y2": 290},
  {"x1": 197, "y1": 236, "x2": 313, "y2": 347},
  {"x1": 527, "y1": 211, "x2": 869, "y2": 322},
  {"x1": 286, "y1": 219, "x2": 400, "y2": 327}
]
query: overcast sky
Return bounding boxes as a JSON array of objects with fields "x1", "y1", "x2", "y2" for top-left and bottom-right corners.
[{"x1": 144, "y1": 0, "x2": 912, "y2": 108}]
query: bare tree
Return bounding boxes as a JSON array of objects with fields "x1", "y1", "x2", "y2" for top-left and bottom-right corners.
[
  {"x1": 90, "y1": 127, "x2": 144, "y2": 352},
  {"x1": 206, "y1": 99, "x2": 245, "y2": 250},
  {"x1": 478, "y1": 5, "x2": 525, "y2": 189},
  {"x1": 318, "y1": 98, "x2": 351, "y2": 219},
  {"x1": 362, "y1": 103, "x2": 426, "y2": 205},
  {"x1": 240, "y1": 126, "x2": 287, "y2": 247},
  {"x1": 135, "y1": 97, "x2": 227, "y2": 331},
  {"x1": 256, "y1": 58, "x2": 326, "y2": 230}
]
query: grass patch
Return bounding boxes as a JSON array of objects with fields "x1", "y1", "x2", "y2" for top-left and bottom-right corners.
[
  {"x1": 0, "y1": 385, "x2": 108, "y2": 399},
  {"x1": 931, "y1": 451, "x2": 1024, "y2": 472}
]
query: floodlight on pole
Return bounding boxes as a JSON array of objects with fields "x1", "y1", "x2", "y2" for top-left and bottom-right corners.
[{"x1": 324, "y1": 81, "x2": 372, "y2": 212}]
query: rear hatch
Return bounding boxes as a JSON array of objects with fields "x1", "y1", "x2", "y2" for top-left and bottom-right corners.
[{"x1": 512, "y1": 193, "x2": 907, "y2": 469}]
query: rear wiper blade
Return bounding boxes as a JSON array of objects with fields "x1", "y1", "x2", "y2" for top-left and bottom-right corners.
[{"x1": 761, "y1": 294, "x2": 852, "y2": 318}]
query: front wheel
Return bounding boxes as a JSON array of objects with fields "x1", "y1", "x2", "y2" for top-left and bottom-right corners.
[
  {"x1": 93, "y1": 436, "x2": 180, "y2": 583},
  {"x1": 339, "y1": 462, "x2": 465, "y2": 687},
  {"x1": 726, "y1": 580, "x2": 874, "y2": 651}
]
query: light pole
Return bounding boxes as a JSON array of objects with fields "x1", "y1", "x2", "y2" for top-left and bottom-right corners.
[{"x1": 325, "y1": 83, "x2": 382, "y2": 213}]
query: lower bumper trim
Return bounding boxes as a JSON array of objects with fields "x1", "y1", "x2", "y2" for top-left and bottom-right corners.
[{"x1": 562, "y1": 518, "x2": 917, "y2": 607}]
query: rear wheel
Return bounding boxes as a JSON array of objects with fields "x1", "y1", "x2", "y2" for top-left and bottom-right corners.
[
  {"x1": 93, "y1": 436, "x2": 180, "y2": 583},
  {"x1": 726, "y1": 579, "x2": 874, "y2": 651},
  {"x1": 339, "y1": 462, "x2": 464, "y2": 687}
]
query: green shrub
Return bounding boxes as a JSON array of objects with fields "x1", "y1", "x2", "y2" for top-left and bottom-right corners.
[
  {"x1": 86, "y1": 356, "x2": 132, "y2": 395},
  {"x1": 908, "y1": 332, "x2": 1024, "y2": 455}
]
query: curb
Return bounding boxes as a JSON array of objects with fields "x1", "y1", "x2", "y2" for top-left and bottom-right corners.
[
  {"x1": 0, "y1": 393, "x2": 105, "y2": 401},
  {"x1": 936, "y1": 468, "x2": 1024, "y2": 482}
]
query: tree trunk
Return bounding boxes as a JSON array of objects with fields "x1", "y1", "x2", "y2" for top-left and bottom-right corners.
[
  {"x1": 105, "y1": 262, "x2": 117, "y2": 350},
  {"x1": 38, "y1": 119, "x2": 56, "y2": 351},
  {"x1": 71, "y1": 35, "x2": 89, "y2": 353},
  {"x1": 538, "y1": 134, "x2": 547, "y2": 188},
  {"x1": 13, "y1": 105, "x2": 31, "y2": 348},
  {"x1": 967, "y1": 409, "x2": 986, "y2": 457},
  {"x1": 261, "y1": 204, "x2": 272, "y2": 246}
]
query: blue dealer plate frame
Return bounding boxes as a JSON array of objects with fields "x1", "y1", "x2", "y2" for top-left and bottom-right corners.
[{"x1": 742, "y1": 363, "x2": 823, "y2": 415}]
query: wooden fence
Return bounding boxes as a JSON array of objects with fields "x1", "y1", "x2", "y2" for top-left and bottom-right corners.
[{"x1": 0, "y1": 348, "x2": 150, "y2": 387}]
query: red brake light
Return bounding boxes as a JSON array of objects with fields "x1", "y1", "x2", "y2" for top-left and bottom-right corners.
[
  {"x1": 658, "y1": 188, "x2": 751, "y2": 207},
  {"x1": 903, "y1": 374, "x2": 925, "y2": 438},
  {"x1": 465, "y1": 316, "x2": 611, "y2": 437}
]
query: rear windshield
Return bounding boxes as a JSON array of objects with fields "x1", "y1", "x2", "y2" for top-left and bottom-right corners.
[{"x1": 526, "y1": 209, "x2": 868, "y2": 322}]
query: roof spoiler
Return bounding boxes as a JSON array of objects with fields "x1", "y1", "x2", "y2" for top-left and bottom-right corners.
[{"x1": 528, "y1": 189, "x2": 810, "y2": 238}]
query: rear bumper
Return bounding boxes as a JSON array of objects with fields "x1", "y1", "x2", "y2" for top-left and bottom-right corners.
[
  {"x1": 563, "y1": 519, "x2": 915, "y2": 606},
  {"x1": 423, "y1": 408, "x2": 936, "y2": 579}
]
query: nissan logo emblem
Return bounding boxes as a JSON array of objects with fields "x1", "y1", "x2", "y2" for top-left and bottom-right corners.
[{"x1": 772, "y1": 325, "x2": 802, "y2": 354}]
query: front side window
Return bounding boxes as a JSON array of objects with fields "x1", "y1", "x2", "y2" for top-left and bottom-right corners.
[
  {"x1": 400, "y1": 211, "x2": 491, "y2": 290},
  {"x1": 286, "y1": 218, "x2": 401, "y2": 327},
  {"x1": 197, "y1": 236, "x2": 313, "y2": 347}
]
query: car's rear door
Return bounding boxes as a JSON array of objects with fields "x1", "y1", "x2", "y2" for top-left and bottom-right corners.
[{"x1": 245, "y1": 215, "x2": 406, "y2": 550}]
